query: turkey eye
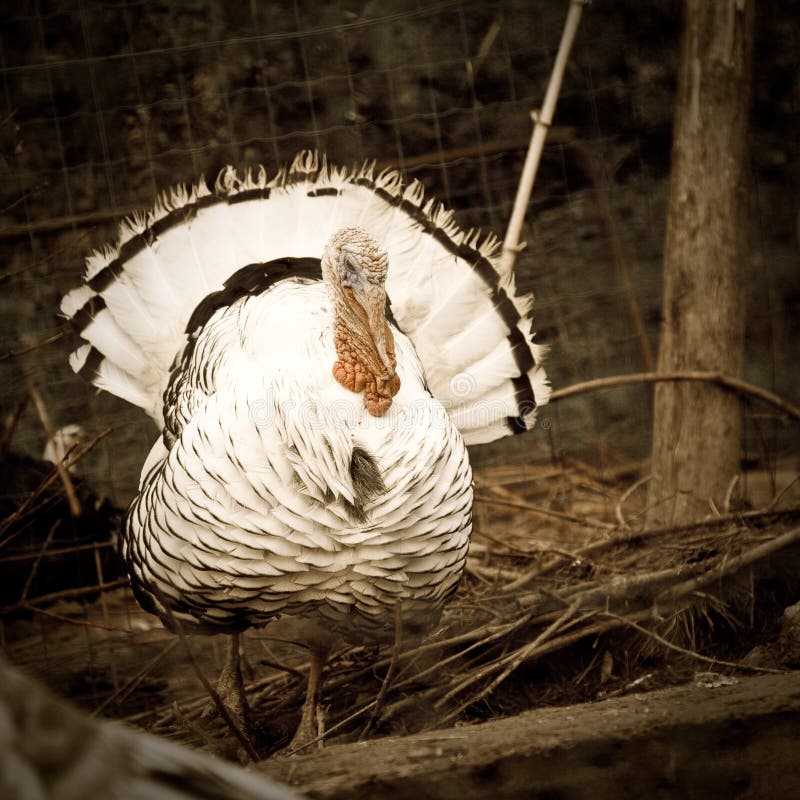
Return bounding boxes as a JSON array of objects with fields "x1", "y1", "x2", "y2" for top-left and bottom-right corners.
[
  {"x1": 336, "y1": 251, "x2": 358, "y2": 288},
  {"x1": 342, "y1": 266, "x2": 361, "y2": 290}
]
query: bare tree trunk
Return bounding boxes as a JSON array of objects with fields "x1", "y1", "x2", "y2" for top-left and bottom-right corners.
[{"x1": 648, "y1": 1, "x2": 754, "y2": 527}]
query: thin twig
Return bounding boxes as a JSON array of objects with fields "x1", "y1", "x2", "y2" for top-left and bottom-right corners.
[
  {"x1": 0, "y1": 397, "x2": 28, "y2": 460},
  {"x1": 0, "y1": 230, "x2": 93, "y2": 279},
  {"x1": 322, "y1": 617, "x2": 522, "y2": 698},
  {"x1": 466, "y1": 13, "x2": 503, "y2": 85},
  {"x1": 380, "y1": 131, "x2": 573, "y2": 172},
  {"x1": 392, "y1": 614, "x2": 537, "y2": 694},
  {"x1": 0, "y1": 108, "x2": 16, "y2": 129},
  {"x1": 0, "y1": 331, "x2": 66, "y2": 362},
  {"x1": 21, "y1": 604, "x2": 129, "y2": 633},
  {"x1": 501, "y1": 552, "x2": 584, "y2": 592},
  {"x1": 615, "y1": 474, "x2": 653, "y2": 530},
  {"x1": 473, "y1": 493, "x2": 615, "y2": 529},
  {"x1": 767, "y1": 474, "x2": 800, "y2": 511},
  {"x1": 29, "y1": 384, "x2": 82, "y2": 517},
  {"x1": 550, "y1": 371, "x2": 800, "y2": 422},
  {"x1": 2, "y1": 183, "x2": 47, "y2": 215},
  {"x1": 153, "y1": 592, "x2": 259, "y2": 762},
  {"x1": 92, "y1": 639, "x2": 180, "y2": 717},
  {"x1": 360, "y1": 602, "x2": 403, "y2": 739},
  {"x1": 256, "y1": 643, "x2": 306, "y2": 680},
  {"x1": 0, "y1": 205, "x2": 139, "y2": 241},
  {"x1": 657, "y1": 526, "x2": 800, "y2": 605},
  {"x1": 0, "y1": 538, "x2": 115, "y2": 564},
  {"x1": 467, "y1": 560, "x2": 525, "y2": 583},
  {"x1": 0, "y1": 578, "x2": 129, "y2": 615},
  {"x1": 601, "y1": 612, "x2": 784, "y2": 674},
  {"x1": 723, "y1": 475, "x2": 740, "y2": 513},
  {"x1": 289, "y1": 697, "x2": 377, "y2": 755},
  {"x1": 562, "y1": 455, "x2": 649, "y2": 485},
  {"x1": 169, "y1": 701, "x2": 222, "y2": 751},
  {"x1": 437, "y1": 603, "x2": 584, "y2": 723},
  {"x1": 19, "y1": 520, "x2": 60, "y2": 603}
]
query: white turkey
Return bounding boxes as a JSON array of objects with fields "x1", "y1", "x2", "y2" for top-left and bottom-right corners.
[{"x1": 61, "y1": 151, "x2": 549, "y2": 751}]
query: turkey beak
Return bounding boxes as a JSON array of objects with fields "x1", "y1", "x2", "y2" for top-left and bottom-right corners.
[{"x1": 364, "y1": 293, "x2": 395, "y2": 379}]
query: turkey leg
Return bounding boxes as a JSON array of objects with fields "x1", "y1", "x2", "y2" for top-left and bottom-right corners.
[
  {"x1": 286, "y1": 642, "x2": 329, "y2": 753},
  {"x1": 210, "y1": 632, "x2": 253, "y2": 744}
]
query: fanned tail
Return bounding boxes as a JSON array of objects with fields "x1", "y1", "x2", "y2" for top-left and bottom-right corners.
[{"x1": 62, "y1": 151, "x2": 548, "y2": 443}]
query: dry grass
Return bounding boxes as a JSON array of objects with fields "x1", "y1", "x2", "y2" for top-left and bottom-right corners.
[{"x1": 2, "y1": 453, "x2": 799, "y2": 760}]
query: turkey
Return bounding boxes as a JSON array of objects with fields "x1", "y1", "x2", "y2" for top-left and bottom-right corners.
[{"x1": 61, "y1": 151, "x2": 549, "y2": 751}]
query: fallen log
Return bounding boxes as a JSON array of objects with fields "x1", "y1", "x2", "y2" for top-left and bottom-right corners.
[{"x1": 258, "y1": 671, "x2": 800, "y2": 799}]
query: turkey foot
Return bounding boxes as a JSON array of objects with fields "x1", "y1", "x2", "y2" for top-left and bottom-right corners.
[
  {"x1": 202, "y1": 633, "x2": 254, "y2": 752},
  {"x1": 285, "y1": 643, "x2": 329, "y2": 754}
]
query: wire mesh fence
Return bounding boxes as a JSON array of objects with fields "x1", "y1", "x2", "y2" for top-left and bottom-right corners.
[
  {"x1": 0, "y1": 0, "x2": 798, "y2": 759},
  {"x1": 3, "y1": 2, "x2": 795, "y2": 498},
  {"x1": 2, "y1": 0, "x2": 676, "y2": 495}
]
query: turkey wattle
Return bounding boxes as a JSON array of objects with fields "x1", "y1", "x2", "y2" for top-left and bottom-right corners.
[{"x1": 61, "y1": 152, "x2": 549, "y2": 750}]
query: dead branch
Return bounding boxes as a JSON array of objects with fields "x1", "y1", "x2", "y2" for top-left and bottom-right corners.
[
  {"x1": 615, "y1": 474, "x2": 653, "y2": 530},
  {"x1": 360, "y1": 602, "x2": 403, "y2": 739},
  {"x1": 153, "y1": 590, "x2": 259, "y2": 762},
  {"x1": 656, "y1": 526, "x2": 800, "y2": 605},
  {"x1": 0, "y1": 538, "x2": 115, "y2": 564},
  {"x1": 19, "y1": 520, "x2": 60, "y2": 603},
  {"x1": 466, "y1": 559, "x2": 527, "y2": 582},
  {"x1": 437, "y1": 603, "x2": 584, "y2": 724},
  {"x1": 473, "y1": 492, "x2": 615, "y2": 529},
  {"x1": 0, "y1": 578, "x2": 129, "y2": 615},
  {"x1": 549, "y1": 371, "x2": 800, "y2": 422},
  {"x1": 578, "y1": 506, "x2": 800, "y2": 560},
  {"x1": 557, "y1": 563, "x2": 707, "y2": 610},
  {"x1": 600, "y1": 613, "x2": 784, "y2": 674},
  {"x1": 0, "y1": 397, "x2": 28, "y2": 460},
  {"x1": 0, "y1": 331, "x2": 66, "y2": 362},
  {"x1": 29, "y1": 384, "x2": 82, "y2": 517},
  {"x1": 391, "y1": 612, "x2": 540, "y2": 695}
]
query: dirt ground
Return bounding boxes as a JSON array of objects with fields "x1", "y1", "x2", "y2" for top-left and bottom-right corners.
[{"x1": 3, "y1": 459, "x2": 799, "y2": 775}]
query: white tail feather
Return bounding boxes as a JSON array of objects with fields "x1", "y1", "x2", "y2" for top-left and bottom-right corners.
[
  {"x1": 81, "y1": 310, "x2": 150, "y2": 375},
  {"x1": 63, "y1": 152, "x2": 548, "y2": 443}
]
